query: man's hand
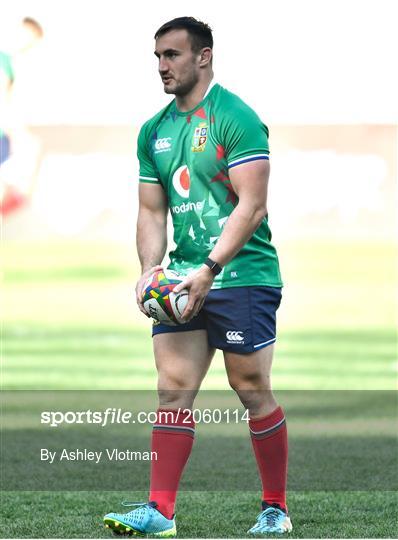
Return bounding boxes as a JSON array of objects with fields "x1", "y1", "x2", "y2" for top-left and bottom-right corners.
[
  {"x1": 173, "y1": 265, "x2": 214, "y2": 322},
  {"x1": 135, "y1": 265, "x2": 163, "y2": 317}
]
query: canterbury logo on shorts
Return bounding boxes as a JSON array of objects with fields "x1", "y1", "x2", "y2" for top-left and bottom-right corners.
[{"x1": 226, "y1": 330, "x2": 244, "y2": 344}]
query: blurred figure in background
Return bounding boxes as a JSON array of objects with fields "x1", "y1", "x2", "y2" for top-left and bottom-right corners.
[
  {"x1": 0, "y1": 17, "x2": 43, "y2": 216},
  {"x1": 0, "y1": 49, "x2": 14, "y2": 163}
]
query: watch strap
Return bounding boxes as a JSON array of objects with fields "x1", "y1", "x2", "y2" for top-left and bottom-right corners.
[{"x1": 204, "y1": 257, "x2": 223, "y2": 276}]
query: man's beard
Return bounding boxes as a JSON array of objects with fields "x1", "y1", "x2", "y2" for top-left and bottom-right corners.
[{"x1": 165, "y1": 70, "x2": 199, "y2": 97}]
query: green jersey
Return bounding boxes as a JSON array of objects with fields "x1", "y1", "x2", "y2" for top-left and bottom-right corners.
[{"x1": 137, "y1": 82, "x2": 282, "y2": 289}]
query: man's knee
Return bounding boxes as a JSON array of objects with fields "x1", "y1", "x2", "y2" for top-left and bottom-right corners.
[
  {"x1": 227, "y1": 371, "x2": 275, "y2": 412},
  {"x1": 157, "y1": 369, "x2": 199, "y2": 408},
  {"x1": 227, "y1": 370, "x2": 270, "y2": 393},
  {"x1": 158, "y1": 365, "x2": 200, "y2": 391}
]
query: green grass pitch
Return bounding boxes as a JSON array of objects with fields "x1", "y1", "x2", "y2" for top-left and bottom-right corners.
[{"x1": 1, "y1": 240, "x2": 397, "y2": 538}]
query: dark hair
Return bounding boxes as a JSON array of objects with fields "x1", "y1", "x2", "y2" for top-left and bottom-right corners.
[
  {"x1": 154, "y1": 17, "x2": 213, "y2": 52},
  {"x1": 23, "y1": 17, "x2": 43, "y2": 36}
]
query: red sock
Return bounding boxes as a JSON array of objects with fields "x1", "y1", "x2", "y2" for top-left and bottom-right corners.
[
  {"x1": 249, "y1": 406, "x2": 288, "y2": 511},
  {"x1": 149, "y1": 408, "x2": 195, "y2": 519}
]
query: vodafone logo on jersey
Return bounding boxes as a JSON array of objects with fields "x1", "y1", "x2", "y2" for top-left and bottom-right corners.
[{"x1": 172, "y1": 165, "x2": 191, "y2": 198}]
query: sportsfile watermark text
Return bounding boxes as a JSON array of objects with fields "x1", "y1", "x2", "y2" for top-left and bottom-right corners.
[{"x1": 41, "y1": 408, "x2": 250, "y2": 427}]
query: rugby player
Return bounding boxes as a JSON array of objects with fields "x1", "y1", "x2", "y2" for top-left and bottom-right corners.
[
  {"x1": 0, "y1": 17, "x2": 43, "y2": 216},
  {"x1": 104, "y1": 17, "x2": 291, "y2": 536}
]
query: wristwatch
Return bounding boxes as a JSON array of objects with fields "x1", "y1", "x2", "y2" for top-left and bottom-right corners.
[{"x1": 204, "y1": 257, "x2": 223, "y2": 276}]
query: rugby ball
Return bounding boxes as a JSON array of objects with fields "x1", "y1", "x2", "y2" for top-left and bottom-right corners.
[{"x1": 142, "y1": 269, "x2": 188, "y2": 325}]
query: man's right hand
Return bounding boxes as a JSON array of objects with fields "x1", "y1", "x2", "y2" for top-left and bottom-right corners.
[{"x1": 135, "y1": 265, "x2": 163, "y2": 317}]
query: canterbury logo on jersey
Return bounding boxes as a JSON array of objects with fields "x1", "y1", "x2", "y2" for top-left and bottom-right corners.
[
  {"x1": 226, "y1": 331, "x2": 244, "y2": 343},
  {"x1": 154, "y1": 137, "x2": 172, "y2": 153}
]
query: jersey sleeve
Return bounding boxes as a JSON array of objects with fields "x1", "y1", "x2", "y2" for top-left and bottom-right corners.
[
  {"x1": 220, "y1": 103, "x2": 270, "y2": 170},
  {"x1": 137, "y1": 123, "x2": 160, "y2": 184}
]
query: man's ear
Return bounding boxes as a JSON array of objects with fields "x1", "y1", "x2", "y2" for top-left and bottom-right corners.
[{"x1": 198, "y1": 47, "x2": 212, "y2": 67}]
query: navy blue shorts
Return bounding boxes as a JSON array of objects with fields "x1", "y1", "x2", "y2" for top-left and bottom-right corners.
[{"x1": 152, "y1": 286, "x2": 282, "y2": 354}]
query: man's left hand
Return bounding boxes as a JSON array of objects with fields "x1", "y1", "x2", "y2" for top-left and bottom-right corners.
[{"x1": 173, "y1": 265, "x2": 214, "y2": 322}]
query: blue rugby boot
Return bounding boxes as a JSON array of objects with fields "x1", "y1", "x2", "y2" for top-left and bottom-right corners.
[
  {"x1": 104, "y1": 501, "x2": 176, "y2": 537},
  {"x1": 248, "y1": 503, "x2": 292, "y2": 534}
]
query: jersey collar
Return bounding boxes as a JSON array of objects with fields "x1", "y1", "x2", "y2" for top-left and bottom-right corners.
[{"x1": 203, "y1": 79, "x2": 217, "y2": 99}]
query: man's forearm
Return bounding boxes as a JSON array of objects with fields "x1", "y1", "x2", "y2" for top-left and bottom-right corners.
[
  {"x1": 136, "y1": 209, "x2": 167, "y2": 272},
  {"x1": 208, "y1": 202, "x2": 266, "y2": 267}
]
